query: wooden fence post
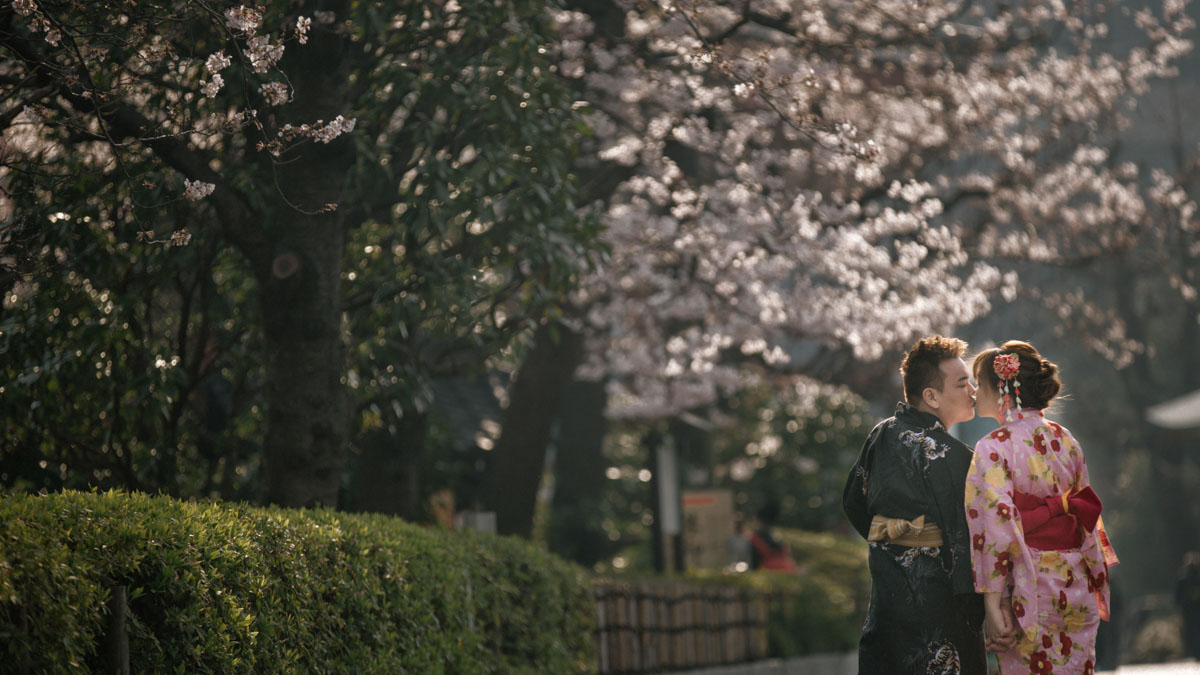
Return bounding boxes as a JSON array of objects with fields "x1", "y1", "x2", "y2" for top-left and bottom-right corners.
[
  {"x1": 595, "y1": 583, "x2": 610, "y2": 673},
  {"x1": 593, "y1": 578, "x2": 793, "y2": 673},
  {"x1": 104, "y1": 584, "x2": 130, "y2": 675}
]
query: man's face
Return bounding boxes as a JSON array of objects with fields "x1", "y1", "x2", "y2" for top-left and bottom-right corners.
[{"x1": 931, "y1": 357, "x2": 977, "y2": 428}]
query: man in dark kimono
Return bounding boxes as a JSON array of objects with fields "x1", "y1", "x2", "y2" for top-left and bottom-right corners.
[{"x1": 843, "y1": 335, "x2": 1003, "y2": 674}]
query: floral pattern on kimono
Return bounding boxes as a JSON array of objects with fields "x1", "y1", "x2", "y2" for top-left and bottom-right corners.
[{"x1": 965, "y1": 410, "x2": 1118, "y2": 674}]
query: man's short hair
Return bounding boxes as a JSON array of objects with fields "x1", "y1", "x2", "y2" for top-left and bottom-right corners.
[{"x1": 900, "y1": 335, "x2": 968, "y2": 405}]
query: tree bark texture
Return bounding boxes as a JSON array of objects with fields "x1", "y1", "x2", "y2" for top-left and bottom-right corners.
[
  {"x1": 346, "y1": 417, "x2": 428, "y2": 520},
  {"x1": 547, "y1": 378, "x2": 611, "y2": 566},
  {"x1": 258, "y1": 0, "x2": 354, "y2": 508},
  {"x1": 259, "y1": 236, "x2": 348, "y2": 508},
  {"x1": 483, "y1": 324, "x2": 584, "y2": 538}
]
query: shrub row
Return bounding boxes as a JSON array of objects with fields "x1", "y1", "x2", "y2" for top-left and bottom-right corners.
[
  {"x1": 0, "y1": 490, "x2": 595, "y2": 673},
  {"x1": 682, "y1": 528, "x2": 870, "y2": 657}
]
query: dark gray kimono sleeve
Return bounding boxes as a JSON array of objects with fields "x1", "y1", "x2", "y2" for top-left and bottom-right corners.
[{"x1": 843, "y1": 423, "x2": 884, "y2": 540}]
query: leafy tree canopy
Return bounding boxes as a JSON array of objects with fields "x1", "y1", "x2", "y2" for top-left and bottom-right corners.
[{"x1": 1, "y1": 0, "x2": 596, "y2": 504}]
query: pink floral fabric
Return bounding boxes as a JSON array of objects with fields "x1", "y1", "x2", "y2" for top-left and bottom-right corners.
[{"x1": 965, "y1": 410, "x2": 1117, "y2": 674}]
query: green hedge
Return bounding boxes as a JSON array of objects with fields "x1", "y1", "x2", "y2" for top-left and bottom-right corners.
[
  {"x1": 682, "y1": 528, "x2": 870, "y2": 657},
  {"x1": 0, "y1": 490, "x2": 595, "y2": 673},
  {"x1": 770, "y1": 528, "x2": 869, "y2": 655}
]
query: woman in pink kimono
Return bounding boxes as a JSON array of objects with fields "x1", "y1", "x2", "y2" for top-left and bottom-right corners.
[{"x1": 964, "y1": 341, "x2": 1118, "y2": 674}]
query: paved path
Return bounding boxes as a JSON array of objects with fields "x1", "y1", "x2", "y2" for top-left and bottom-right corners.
[
  {"x1": 673, "y1": 656, "x2": 1200, "y2": 674},
  {"x1": 1100, "y1": 663, "x2": 1200, "y2": 675}
]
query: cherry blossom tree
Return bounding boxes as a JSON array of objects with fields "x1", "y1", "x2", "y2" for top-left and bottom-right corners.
[
  {"x1": 562, "y1": 0, "x2": 1190, "y2": 418},
  {"x1": 489, "y1": 0, "x2": 1193, "y2": 538}
]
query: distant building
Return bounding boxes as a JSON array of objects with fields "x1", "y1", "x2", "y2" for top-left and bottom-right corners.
[{"x1": 1147, "y1": 390, "x2": 1200, "y2": 430}]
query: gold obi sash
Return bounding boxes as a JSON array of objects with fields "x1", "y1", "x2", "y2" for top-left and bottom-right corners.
[{"x1": 867, "y1": 514, "x2": 944, "y2": 548}]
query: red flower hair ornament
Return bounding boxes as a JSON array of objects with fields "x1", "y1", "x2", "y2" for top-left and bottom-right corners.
[
  {"x1": 993, "y1": 353, "x2": 1020, "y2": 381},
  {"x1": 993, "y1": 353, "x2": 1023, "y2": 421}
]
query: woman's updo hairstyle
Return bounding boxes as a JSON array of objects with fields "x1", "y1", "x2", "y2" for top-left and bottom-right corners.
[{"x1": 971, "y1": 340, "x2": 1062, "y2": 410}]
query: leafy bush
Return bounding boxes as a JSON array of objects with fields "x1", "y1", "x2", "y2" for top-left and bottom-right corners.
[
  {"x1": 683, "y1": 527, "x2": 870, "y2": 657},
  {"x1": 0, "y1": 490, "x2": 594, "y2": 673}
]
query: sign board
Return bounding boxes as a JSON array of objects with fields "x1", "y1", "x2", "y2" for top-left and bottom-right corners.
[{"x1": 681, "y1": 489, "x2": 735, "y2": 570}]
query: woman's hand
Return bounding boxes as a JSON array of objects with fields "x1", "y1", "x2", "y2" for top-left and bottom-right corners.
[{"x1": 984, "y1": 592, "x2": 1019, "y2": 652}]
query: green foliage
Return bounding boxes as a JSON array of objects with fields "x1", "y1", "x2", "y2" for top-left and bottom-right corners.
[
  {"x1": 591, "y1": 428, "x2": 659, "y2": 570},
  {"x1": 1, "y1": 0, "x2": 599, "y2": 505},
  {"x1": 712, "y1": 381, "x2": 874, "y2": 531},
  {"x1": 0, "y1": 490, "x2": 595, "y2": 673},
  {"x1": 681, "y1": 528, "x2": 869, "y2": 657},
  {"x1": 770, "y1": 528, "x2": 870, "y2": 655},
  {"x1": 342, "y1": 0, "x2": 602, "y2": 432},
  {"x1": 0, "y1": 221, "x2": 262, "y2": 498},
  {"x1": 594, "y1": 383, "x2": 873, "y2": 571}
]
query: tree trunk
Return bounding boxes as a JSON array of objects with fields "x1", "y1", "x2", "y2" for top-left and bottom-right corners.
[
  {"x1": 669, "y1": 415, "x2": 713, "y2": 486},
  {"x1": 347, "y1": 416, "x2": 428, "y2": 520},
  {"x1": 258, "y1": 1, "x2": 354, "y2": 508},
  {"x1": 547, "y1": 378, "x2": 610, "y2": 566},
  {"x1": 483, "y1": 324, "x2": 584, "y2": 537},
  {"x1": 259, "y1": 230, "x2": 348, "y2": 507}
]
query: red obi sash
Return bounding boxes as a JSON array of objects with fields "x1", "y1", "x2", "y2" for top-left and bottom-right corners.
[{"x1": 1011, "y1": 486, "x2": 1102, "y2": 551}]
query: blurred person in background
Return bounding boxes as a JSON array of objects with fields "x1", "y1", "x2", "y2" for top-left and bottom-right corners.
[
  {"x1": 747, "y1": 500, "x2": 796, "y2": 572},
  {"x1": 726, "y1": 512, "x2": 752, "y2": 570}
]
